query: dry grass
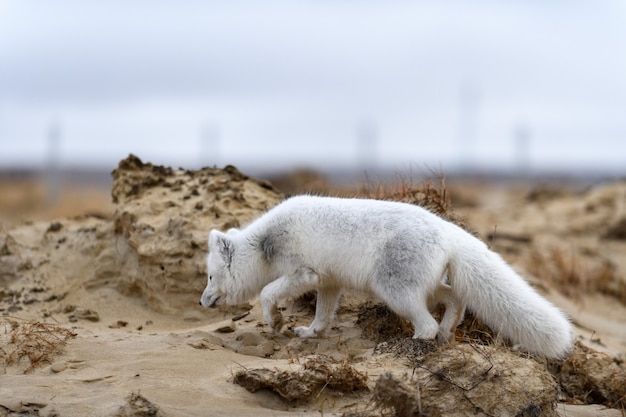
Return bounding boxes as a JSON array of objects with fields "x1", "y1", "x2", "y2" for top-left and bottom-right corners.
[
  {"x1": 357, "y1": 172, "x2": 450, "y2": 212},
  {"x1": 355, "y1": 172, "x2": 473, "y2": 234},
  {"x1": 1, "y1": 317, "x2": 76, "y2": 373},
  {"x1": 355, "y1": 302, "x2": 414, "y2": 343},
  {"x1": 526, "y1": 247, "x2": 626, "y2": 305},
  {"x1": 549, "y1": 341, "x2": 626, "y2": 410}
]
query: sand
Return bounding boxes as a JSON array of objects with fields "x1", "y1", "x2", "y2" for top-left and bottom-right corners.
[{"x1": 1, "y1": 156, "x2": 625, "y2": 416}]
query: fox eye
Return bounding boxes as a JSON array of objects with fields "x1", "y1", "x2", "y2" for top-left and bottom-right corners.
[{"x1": 209, "y1": 275, "x2": 213, "y2": 281}]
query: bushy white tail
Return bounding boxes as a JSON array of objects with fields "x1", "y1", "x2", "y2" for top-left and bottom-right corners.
[{"x1": 449, "y1": 242, "x2": 573, "y2": 359}]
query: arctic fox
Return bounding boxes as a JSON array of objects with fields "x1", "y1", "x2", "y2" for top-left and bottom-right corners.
[{"x1": 199, "y1": 195, "x2": 573, "y2": 359}]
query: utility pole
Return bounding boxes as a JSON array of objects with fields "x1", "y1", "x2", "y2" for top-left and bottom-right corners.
[
  {"x1": 514, "y1": 123, "x2": 531, "y2": 177},
  {"x1": 356, "y1": 119, "x2": 378, "y2": 174},
  {"x1": 457, "y1": 81, "x2": 481, "y2": 173},
  {"x1": 200, "y1": 123, "x2": 220, "y2": 168},
  {"x1": 46, "y1": 121, "x2": 61, "y2": 207}
]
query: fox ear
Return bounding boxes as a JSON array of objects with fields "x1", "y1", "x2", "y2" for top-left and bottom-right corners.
[
  {"x1": 208, "y1": 229, "x2": 223, "y2": 249},
  {"x1": 209, "y1": 230, "x2": 233, "y2": 267},
  {"x1": 226, "y1": 228, "x2": 240, "y2": 236}
]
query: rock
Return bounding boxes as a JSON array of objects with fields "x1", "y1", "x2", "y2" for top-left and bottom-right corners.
[
  {"x1": 236, "y1": 332, "x2": 263, "y2": 346},
  {"x1": 51, "y1": 362, "x2": 67, "y2": 373},
  {"x1": 109, "y1": 320, "x2": 128, "y2": 329},
  {"x1": 68, "y1": 308, "x2": 100, "y2": 323},
  {"x1": 237, "y1": 341, "x2": 276, "y2": 358},
  {"x1": 186, "y1": 331, "x2": 224, "y2": 350},
  {"x1": 46, "y1": 222, "x2": 63, "y2": 233},
  {"x1": 215, "y1": 323, "x2": 235, "y2": 333}
]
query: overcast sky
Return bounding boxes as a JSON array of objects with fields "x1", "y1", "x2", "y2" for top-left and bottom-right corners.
[{"x1": 0, "y1": 1, "x2": 625, "y2": 175}]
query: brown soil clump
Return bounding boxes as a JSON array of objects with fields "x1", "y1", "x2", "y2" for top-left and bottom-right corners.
[
  {"x1": 233, "y1": 356, "x2": 369, "y2": 402},
  {"x1": 356, "y1": 303, "x2": 413, "y2": 343},
  {"x1": 550, "y1": 342, "x2": 626, "y2": 409}
]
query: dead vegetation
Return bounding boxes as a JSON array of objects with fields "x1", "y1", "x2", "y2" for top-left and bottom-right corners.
[
  {"x1": 526, "y1": 246, "x2": 626, "y2": 306},
  {"x1": 550, "y1": 342, "x2": 626, "y2": 410},
  {"x1": 357, "y1": 301, "x2": 501, "y2": 352},
  {"x1": 233, "y1": 356, "x2": 369, "y2": 402},
  {"x1": 373, "y1": 338, "x2": 438, "y2": 367},
  {"x1": 269, "y1": 169, "x2": 471, "y2": 232},
  {"x1": 355, "y1": 172, "x2": 472, "y2": 232},
  {"x1": 357, "y1": 172, "x2": 451, "y2": 212},
  {"x1": 0, "y1": 317, "x2": 75, "y2": 373},
  {"x1": 604, "y1": 217, "x2": 626, "y2": 240},
  {"x1": 356, "y1": 302, "x2": 413, "y2": 343}
]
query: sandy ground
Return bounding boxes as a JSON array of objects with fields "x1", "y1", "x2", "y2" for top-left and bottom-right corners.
[{"x1": 1, "y1": 157, "x2": 625, "y2": 416}]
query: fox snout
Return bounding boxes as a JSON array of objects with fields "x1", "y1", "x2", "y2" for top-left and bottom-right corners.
[{"x1": 199, "y1": 290, "x2": 221, "y2": 308}]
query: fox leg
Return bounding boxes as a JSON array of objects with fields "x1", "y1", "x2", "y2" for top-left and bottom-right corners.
[
  {"x1": 408, "y1": 299, "x2": 440, "y2": 340},
  {"x1": 260, "y1": 267, "x2": 320, "y2": 333},
  {"x1": 431, "y1": 284, "x2": 466, "y2": 344},
  {"x1": 260, "y1": 278, "x2": 287, "y2": 332},
  {"x1": 293, "y1": 286, "x2": 341, "y2": 338},
  {"x1": 374, "y1": 284, "x2": 439, "y2": 340}
]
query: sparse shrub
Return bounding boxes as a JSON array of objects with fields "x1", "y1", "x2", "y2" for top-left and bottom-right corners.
[
  {"x1": 1, "y1": 317, "x2": 75, "y2": 373},
  {"x1": 356, "y1": 173, "x2": 472, "y2": 233}
]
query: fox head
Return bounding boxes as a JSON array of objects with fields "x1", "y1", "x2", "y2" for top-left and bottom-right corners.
[{"x1": 199, "y1": 229, "x2": 237, "y2": 308}]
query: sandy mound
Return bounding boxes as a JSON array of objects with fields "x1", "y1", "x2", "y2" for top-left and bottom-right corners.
[
  {"x1": 0, "y1": 154, "x2": 282, "y2": 319},
  {"x1": 108, "y1": 156, "x2": 280, "y2": 312},
  {"x1": 109, "y1": 154, "x2": 281, "y2": 313},
  {"x1": 1, "y1": 157, "x2": 626, "y2": 416},
  {"x1": 370, "y1": 343, "x2": 558, "y2": 417}
]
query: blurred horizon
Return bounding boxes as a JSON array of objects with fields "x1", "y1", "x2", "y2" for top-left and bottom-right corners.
[{"x1": 1, "y1": 1, "x2": 625, "y2": 178}]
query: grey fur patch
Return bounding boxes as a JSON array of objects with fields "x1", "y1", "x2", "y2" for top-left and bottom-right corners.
[
  {"x1": 260, "y1": 234, "x2": 277, "y2": 261},
  {"x1": 377, "y1": 230, "x2": 443, "y2": 294},
  {"x1": 379, "y1": 235, "x2": 416, "y2": 285},
  {"x1": 218, "y1": 236, "x2": 233, "y2": 269}
]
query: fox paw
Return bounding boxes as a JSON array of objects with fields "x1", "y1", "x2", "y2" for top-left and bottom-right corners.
[
  {"x1": 293, "y1": 326, "x2": 319, "y2": 338},
  {"x1": 268, "y1": 305, "x2": 284, "y2": 333},
  {"x1": 436, "y1": 330, "x2": 455, "y2": 346}
]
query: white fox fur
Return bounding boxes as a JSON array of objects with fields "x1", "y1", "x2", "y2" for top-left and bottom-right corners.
[{"x1": 200, "y1": 195, "x2": 573, "y2": 359}]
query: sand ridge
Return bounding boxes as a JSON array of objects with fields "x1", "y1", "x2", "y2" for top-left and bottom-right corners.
[{"x1": 1, "y1": 156, "x2": 625, "y2": 416}]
